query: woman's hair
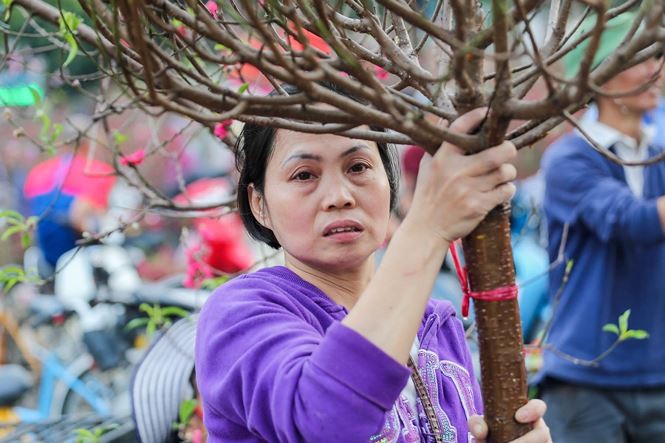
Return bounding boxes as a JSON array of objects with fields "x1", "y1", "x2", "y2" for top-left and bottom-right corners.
[{"x1": 235, "y1": 83, "x2": 400, "y2": 249}]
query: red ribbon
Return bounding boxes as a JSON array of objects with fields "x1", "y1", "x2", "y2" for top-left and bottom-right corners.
[{"x1": 448, "y1": 241, "x2": 518, "y2": 318}]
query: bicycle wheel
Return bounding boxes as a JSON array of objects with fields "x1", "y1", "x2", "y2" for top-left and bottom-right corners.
[{"x1": 61, "y1": 366, "x2": 129, "y2": 417}]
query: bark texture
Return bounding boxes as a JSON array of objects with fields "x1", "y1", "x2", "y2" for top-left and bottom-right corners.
[{"x1": 463, "y1": 205, "x2": 530, "y2": 442}]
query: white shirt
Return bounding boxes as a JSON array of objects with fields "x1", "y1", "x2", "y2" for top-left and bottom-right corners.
[{"x1": 578, "y1": 112, "x2": 656, "y2": 197}]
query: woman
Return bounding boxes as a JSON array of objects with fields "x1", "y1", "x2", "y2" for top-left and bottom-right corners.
[{"x1": 195, "y1": 88, "x2": 550, "y2": 442}]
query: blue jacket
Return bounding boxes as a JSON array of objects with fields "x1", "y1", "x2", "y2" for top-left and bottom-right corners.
[
  {"x1": 28, "y1": 192, "x2": 79, "y2": 267},
  {"x1": 539, "y1": 133, "x2": 665, "y2": 387}
]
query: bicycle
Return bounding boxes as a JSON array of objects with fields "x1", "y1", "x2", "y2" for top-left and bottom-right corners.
[{"x1": 0, "y1": 292, "x2": 115, "y2": 426}]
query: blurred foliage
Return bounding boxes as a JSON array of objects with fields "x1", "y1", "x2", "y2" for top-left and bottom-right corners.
[{"x1": 1, "y1": 0, "x2": 99, "y2": 88}]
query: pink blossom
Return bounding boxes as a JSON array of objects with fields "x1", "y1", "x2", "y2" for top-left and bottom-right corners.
[
  {"x1": 205, "y1": 1, "x2": 218, "y2": 17},
  {"x1": 213, "y1": 120, "x2": 233, "y2": 140},
  {"x1": 120, "y1": 149, "x2": 145, "y2": 167},
  {"x1": 374, "y1": 66, "x2": 389, "y2": 80},
  {"x1": 184, "y1": 244, "x2": 214, "y2": 288}
]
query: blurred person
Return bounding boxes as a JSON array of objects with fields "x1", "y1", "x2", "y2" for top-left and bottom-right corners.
[
  {"x1": 538, "y1": 12, "x2": 665, "y2": 442},
  {"x1": 23, "y1": 143, "x2": 116, "y2": 272},
  {"x1": 582, "y1": 95, "x2": 665, "y2": 147}
]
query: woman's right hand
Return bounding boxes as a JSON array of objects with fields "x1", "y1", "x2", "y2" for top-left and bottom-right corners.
[
  {"x1": 469, "y1": 399, "x2": 552, "y2": 443},
  {"x1": 407, "y1": 108, "x2": 517, "y2": 244}
]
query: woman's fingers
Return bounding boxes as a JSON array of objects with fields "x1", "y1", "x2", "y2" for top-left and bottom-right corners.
[
  {"x1": 435, "y1": 108, "x2": 488, "y2": 158},
  {"x1": 414, "y1": 152, "x2": 433, "y2": 188},
  {"x1": 408, "y1": 108, "x2": 517, "y2": 243},
  {"x1": 465, "y1": 141, "x2": 518, "y2": 177},
  {"x1": 448, "y1": 107, "x2": 487, "y2": 135},
  {"x1": 471, "y1": 163, "x2": 517, "y2": 192},
  {"x1": 468, "y1": 400, "x2": 552, "y2": 443},
  {"x1": 515, "y1": 399, "x2": 547, "y2": 424},
  {"x1": 509, "y1": 419, "x2": 552, "y2": 443},
  {"x1": 510, "y1": 399, "x2": 552, "y2": 443},
  {"x1": 488, "y1": 182, "x2": 517, "y2": 207},
  {"x1": 468, "y1": 414, "x2": 488, "y2": 441}
]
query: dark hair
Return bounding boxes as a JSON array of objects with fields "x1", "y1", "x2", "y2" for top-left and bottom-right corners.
[{"x1": 236, "y1": 83, "x2": 400, "y2": 249}]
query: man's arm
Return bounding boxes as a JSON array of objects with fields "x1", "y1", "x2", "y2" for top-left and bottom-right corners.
[{"x1": 544, "y1": 147, "x2": 665, "y2": 244}]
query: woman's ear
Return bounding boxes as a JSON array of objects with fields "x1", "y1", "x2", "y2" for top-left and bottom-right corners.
[{"x1": 248, "y1": 184, "x2": 271, "y2": 230}]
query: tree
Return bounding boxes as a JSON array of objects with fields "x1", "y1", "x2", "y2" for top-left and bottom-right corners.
[{"x1": 2, "y1": 0, "x2": 664, "y2": 440}]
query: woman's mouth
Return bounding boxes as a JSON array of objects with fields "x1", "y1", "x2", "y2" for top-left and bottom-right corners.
[
  {"x1": 326, "y1": 226, "x2": 361, "y2": 236},
  {"x1": 323, "y1": 220, "x2": 364, "y2": 240}
]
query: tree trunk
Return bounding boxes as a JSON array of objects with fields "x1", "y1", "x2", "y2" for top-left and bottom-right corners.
[{"x1": 462, "y1": 204, "x2": 530, "y2": 442}]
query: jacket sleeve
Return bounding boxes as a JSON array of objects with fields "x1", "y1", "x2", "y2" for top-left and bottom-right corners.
[
  {"x1": 195, "y1": 282, "x2": 411, "y2": 443},
  {"x1": 543, "y1": 146, "x2": 665, "y2": 245}
]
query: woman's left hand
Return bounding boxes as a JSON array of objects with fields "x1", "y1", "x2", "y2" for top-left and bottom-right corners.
[{"x1": 468, "y1": 399, "x2": 551, "y2": 443}]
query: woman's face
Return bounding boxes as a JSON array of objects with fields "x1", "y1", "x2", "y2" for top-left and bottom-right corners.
[
  {"x1": 604, "y1": 57, "x2": 663, "y2": 114},
  {"x1": 250, "y1": 130, "x2": 392, "y2": 272}
]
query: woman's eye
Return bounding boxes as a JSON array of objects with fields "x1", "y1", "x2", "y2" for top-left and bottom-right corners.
[
  {"x1": 349, "y1": 163, "x2": 369, "y2": 173},
  {"x1": 293, "y1": 171, "x2": 314, "y2": 181}
]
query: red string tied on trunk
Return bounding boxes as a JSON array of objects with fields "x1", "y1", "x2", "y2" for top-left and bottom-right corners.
[{"x1": 448, "y1": 241, "x2": 519, "y2": 318}]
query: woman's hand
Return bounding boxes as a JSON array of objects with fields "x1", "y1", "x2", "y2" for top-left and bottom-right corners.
[
  {"x1": 407, "y1": 108, "x2": 517, "y2": 245},
  {"x1": 468, "y1": 399, "x2": 552, "y2": 443}
]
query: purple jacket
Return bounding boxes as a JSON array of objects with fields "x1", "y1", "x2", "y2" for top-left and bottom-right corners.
[{"x1": 196, "y1": 266, "x2": 482, "y2": 442}]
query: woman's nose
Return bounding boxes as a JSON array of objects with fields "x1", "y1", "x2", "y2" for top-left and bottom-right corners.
[{"x1": 322, "y1": 177, "x2": 356, "y2": 210}]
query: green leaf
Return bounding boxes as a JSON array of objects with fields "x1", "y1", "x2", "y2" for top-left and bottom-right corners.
[
  {"x1": 618, "y1": 309, "x2": 631, "y2": 335},
  {"x1": 20, "y1": 232, "x2": 31, "y2": 249},
  {"x1": 201, "y1": 275, "x2": 229, "y2": 290},
  {"x1": 2, "y1": 0, "x2": 14, "y2": 16},
  {"x1": 25, "y1": 216, "x2": 38, "y2": 228},
  {"x1": 125, "y1": 317, "x2": 150, "y2": 331},
  {"x1": 37, "y1": 110, "x2": 51, "y2": 141},
  {"x1": 160, "y1": 306, "x2": 191, "y2": 319},
  {"x1": 59, "y1": 11, "x2": 82, "y2": 68},
  {"x1": 178, "y1": 399, "x2": 198, "y2": 424},
  {"x1": 59, "y1": 11, "x2": 81, "y2": 33},
  {"x1": 75, "y1": 428, "x2": 95, "y2": 438},
  {"x1": 139, "y1": 302, "x2": 155, "y2": 316},
  {"x1": 62, "y1": 33, "x2": 79, "y2": 67},
  {"x1": 621, "y1": 329, "x2": 650, "y2": 341},
  {"x1": 113, "y1": 131, "x2": 128, "y2": 145},
  {"x1": 146, "y1": 321, "x2": 156, "y2": 338},
  {"x1": 51, "y1": 123, "x2": 63, "y2": 142},
  {"x1": 214, "y1": 43, "x2": 227, "y2": 51},
  {"x1": 237, "y1": 83, "x2": 249, "y2": 94},
  {"x1": 1, "y1": 225, "x2": 23, "y2": 241},
  {"x1": 0, "y1": 265, "x2": 24, "y2": 276},
  {"x1": 93, "y1": 423, "x2": 117, "y2": 437},
  {"x1": 602, "y1": 323, "x2": 619, "y2": 336},
  {"x1": 0, "y1": 209, "x2": 23, "y2": 222},
  {"x1": 3, "y1": 278, "x2": 17, "y2": 293},
  {"x1": 27, "y1": 86, "x2": 42, "y2": 106}
]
